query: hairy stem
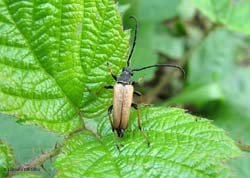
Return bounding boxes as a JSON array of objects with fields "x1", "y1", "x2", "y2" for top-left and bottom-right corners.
[
  {"x1": 8, "y1": 144, "x2": 62, "y2": 177},
  {"x1": 67, "y1": 124, "x2": 100, "y2": 139},
  {"x1": 8, "y1": 122, "x2": 100, "y2": 177},
  {"x1": 237, "y1": 142, "x2": 250, "y2": 152},
  {"x1": 23, "y1": 145, "x2": 61, "y2": 169}
]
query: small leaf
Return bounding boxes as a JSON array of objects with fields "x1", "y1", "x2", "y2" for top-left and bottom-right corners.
[
  {"x1": 0, "y1": 0, "x2": 129, "y2": 133},
  {"x1": 154, "y1": 25, "x2": 185, "y2": 60},
  {"x1": 118, "y1": 4, "x2": 131, "y2": 15},
  {"x1": 54, "y1": 107, "x2": 241, "y2": 177},
  {"x1": 138, "y1": 0, "x2": 181, "y2": 22},
  {"x1": 0, "y1": 139, "x2": 15, "y2": 177},
  {"x1": 193, "y1": 0, "x2": 250, "y2": 34},
  {"x1": 192, "y1": 0, "x2": 228, "y2": 22}
]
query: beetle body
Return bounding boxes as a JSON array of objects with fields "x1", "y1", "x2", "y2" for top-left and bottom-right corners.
[
  {"x1": 113, "y1": 83, "x2": 134, "y2": 137},
  {"x1": 104, "y1": 16, "x2": 185, "y2": 148}
]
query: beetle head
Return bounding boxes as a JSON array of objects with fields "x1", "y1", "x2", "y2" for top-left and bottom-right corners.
[
  {"x1": 122, "y1": 67, "x2": 133, "y2": 76},
  {"x1": 117, "y1": 67, "x2": 133, "y2": 84}
]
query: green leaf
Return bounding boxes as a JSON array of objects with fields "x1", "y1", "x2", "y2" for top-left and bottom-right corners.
[
  {"x1": 118, "y1": 3, "x2": 131, "y2": 16},
  {"x1": 54, "y1": 107, "x2": 240, "y2": 177},
  {"x1": 0, "y1": 0, "x2": 129, "y2": 133},
  {"x1": 12, "y1": 172, "x2": 42, "y2": 178},
  {"x1": 193, "y1": 0, "x2": 250, "y2": 34},
  {"x1": 192, "y1": 0, "x2": 228, "y2": 22},
  {"x1": 170, "y1": 28, "x2": 250, "y2": 124},
  {"x1": 188, "y1": 29, "x2": 243, "y2": 83},
  {"x1": 0, "y1": 114, "x2": 61, "y2": 177},
  {"x1": 188, "y1": 29, "x2": 250, "y2": 121},
  {"x1": 170, "y1": 29, "x2": 247, "y2": 106},
  {"x1": 178, "y1": 0, "x2": 196, "y2": 21},
  {"x1": 169, "y1": 28, "x2": 250, "y2": 177},
  {"x1": 154, "y1": 25, "x2": 185, "y2": 60},
  {"x1": 214, "y1": 107, "x2": 250, "y2": 178},
  {"x1": 0, "y1": 139, "x2": 14, "y2": 177},
  {"x1": 138, "y1": 0, "x2": 181, "y2": 22},
  {"x1": 167, "y1": 82, "x2": 224, "y2": 107}
]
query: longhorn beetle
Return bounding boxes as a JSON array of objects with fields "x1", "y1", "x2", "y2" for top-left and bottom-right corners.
[{"x1": 104, "y1": 16, "x2": 185, "y2": 148}]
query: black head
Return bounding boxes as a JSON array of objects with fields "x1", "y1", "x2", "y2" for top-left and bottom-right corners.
[{"x1": 117, "y1": 67, "x2": 133, "y2": 85}]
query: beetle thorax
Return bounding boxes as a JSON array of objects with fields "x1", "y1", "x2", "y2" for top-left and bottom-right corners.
[{"x1": 117, "y1": 67, "x2": 133, "y2": 85}]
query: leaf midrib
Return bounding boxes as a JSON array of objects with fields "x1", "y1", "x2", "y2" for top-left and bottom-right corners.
[{"x1": 3, "y1": 1, "x2": 81, "y2": 119}]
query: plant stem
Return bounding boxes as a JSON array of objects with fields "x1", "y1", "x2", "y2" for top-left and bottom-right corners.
[
  {"x1": 8, "y1": 144, "x2": 62, "y2": 177},
  {"x1": 23, "y1": 145, "x2": 61, "y2": 169},
  {"x1": 236, "y1": 142, "x2": 250, "y2": 152},
  {"x1": 8, "y1": 123, "x2": 100, "y2": 177},
  {"x1": 67, "y1": 124, "x2": 100, "y2": 139}
]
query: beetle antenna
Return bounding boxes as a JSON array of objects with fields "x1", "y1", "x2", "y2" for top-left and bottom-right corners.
[
  {"x1": 127, "y1": 16, "x2": 138, "y2": 67},
  {"x1": 132, "y1": 64, "x2": 185, "y2": 77}
]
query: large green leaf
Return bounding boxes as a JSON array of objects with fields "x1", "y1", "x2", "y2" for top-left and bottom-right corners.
[
  {"x1": 0, "y1": 139, "x2": 14, "y2": 177},
  {"x1": 168, "y1": 28, "x2": 250, "y2": 177},
  {"x1": 168, "y1": 29, "x2": 247, "y2": 107},
  {"x1": 0, "y1": 0, "x2": 129, "y2": 133},
  {"x1": 179, "y1": 29, "x2": 250, "y2": 125},
  {"x1": 54, "y1": 107, "x2": 241, "y2": 177},
  {"x1": 168, "y1": 28, "x2": 250, "y2": 129},
  {"x1": 193, "y1": 0, "x2": 250, "y2": 35}
]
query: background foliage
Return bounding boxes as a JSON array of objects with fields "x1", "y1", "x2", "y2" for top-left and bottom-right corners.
[
  {"x1": 120, "y1": 0, "x2": 250, "y2": 177},
  {"x1": 0, "y1": 0, "x2": 249, "y2": 177}
]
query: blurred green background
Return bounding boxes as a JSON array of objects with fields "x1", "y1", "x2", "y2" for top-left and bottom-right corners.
[
  {"x1": 119, "y1": 0, "x2": 250, "y2": 177},
  {"x1": 1, "y1": 0, "x2": 249, "y2": 177}
]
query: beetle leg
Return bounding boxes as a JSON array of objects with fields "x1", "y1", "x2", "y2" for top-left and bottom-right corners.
[
  {"x1": 131, "y1": 103, "x2": 150, "y2": 147},
  {"x1": 108, "y1": 105, "x2": 114, "y2": 131},
  {"x1": 107, "y1": 62, "x2": 117, "y2": 81},
  {"x1": 133, "y1": 90, "x2": 142, "y2": 96},
  {"x1": 104, "y1": 85, "x2": 113, "y2": 89},
  {"x1": 133, "y1": 90, "x2": 142, "y2": 103},
  {"x1": 94, "y1": 85, "x2": 113, "y2": 94},
  {"x1": 108, "y1": 105, "x2": 123, "y2": 151}
]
